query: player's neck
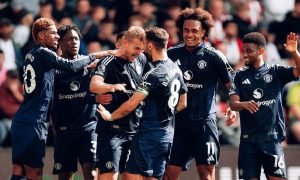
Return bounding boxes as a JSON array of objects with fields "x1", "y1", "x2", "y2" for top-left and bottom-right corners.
[
  {"x1": 61, "y1": 53, "x2": 78, "y2": 60},
  {"x1": 115, "y1": 48, "x2": 127, "y2": 59},
  {"x1": 151, "y1": 50, "x2": 168, "y2": 62},
  {"x1": 252, "y1": 59, "x2": 265, "y2": 70}
]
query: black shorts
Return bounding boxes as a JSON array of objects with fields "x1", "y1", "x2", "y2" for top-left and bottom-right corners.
[
  {"x1": 125, "y1": 135, "x2": 172, "y2": 179},
  {"x1": 11, "y1": 121, "x2": 47, "y2": 168},
  {"x1": 169, "y1": 118, "x2": 220, "y2": 171},
  {"x1": 238, "y1": 141, "x2": 287, "y2": 179},
  {"x1": 53, "y1": 129, "x2": 97, "y2": 174},
  {"x1": 97, "y1": 131, "x2": 131, "y2": 174}
]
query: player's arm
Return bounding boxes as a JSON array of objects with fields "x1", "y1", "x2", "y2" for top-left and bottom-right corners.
[
  {"x1": 229, "y1": 95, "x2": 259, "y2": 114},
  {"x1": 176, "y1": 93, "x2": 187, "y2": 112},
  {"x1": 98, "y1": 91, "x2": 146, "y2": 121},
  {"x1": 45, "y1": 49, "x2": 115, "y2": 73},
  {"x1": 90, "y1": 75, "x2": 126, "y2": 94},
  {"x1": 284, "y1": 32, "x2": 300, "y2": 77}
]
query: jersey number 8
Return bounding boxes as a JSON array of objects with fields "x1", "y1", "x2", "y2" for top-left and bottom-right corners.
[{"x1": 168, "y1": 79, "x2": 180, "y2": 111}]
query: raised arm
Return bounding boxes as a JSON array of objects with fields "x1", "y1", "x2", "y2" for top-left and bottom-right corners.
[{"x1": 284, "y1": 32, "x2": 300, "y2": 77}]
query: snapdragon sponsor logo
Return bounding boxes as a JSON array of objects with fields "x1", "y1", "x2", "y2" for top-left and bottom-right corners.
[
  {"x1": 58, "y1": 92, "x2": 87, "y2": 100},
  {"x1": 257, "y1": 99, "x2": 276, "y2": 106},
  {"x1": 186, "y1": 82, "x2": 203, "y2": 89}
]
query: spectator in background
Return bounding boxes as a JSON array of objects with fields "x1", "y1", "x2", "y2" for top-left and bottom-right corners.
[
  {"x1": 128, "y1": 15, "x2": 144, "y2": 28},
  {"x1": 95, "y1": 19, "x2": 116, "y2": 50},
  {"x1": 208, "y1": 0, "x2": 229, "y2": 43},
  {"x1": 87, "y1": 41, "x2": 102, "y2": 53},
  {"x1": 221, "y1": 20, "x2": 243, "y2": 70},
  {"x1": 83, "y1": 5, "x2": 107, "y2": 43},
  {"x1": 163, "y1": 18, "x2": 180, "y2": 48},
  {"x1": 12, "y1": 9, "x2": 33, "y2": 48},
  {"x1": 37, "y1": 0, "x2": 54, "y2": 21},
  {"x1": 286, "y1": 81, "x2": 300, "y2": 144},
  {"x1": 0, "y1": 49, "x2": 7, "y2": 86},
  {"x1": 273, "y1": 0, "x2": 300, "y2": 58},
  {"x1": 0, "y1": 70, "x2": 23, "y2": 146},
  {"x1": 52, "y1": 0, "x2": 76, "y2": 22},
  {"x1": 232, "y1": 1, "x2": 257, "y2": 39},
  {"x1": 72, "y1": 0, "x2": 91, "y2": 32},
  {"x1": 138, "y1": 0, "x2": 157, "y2": 28},
  {"x1": 0, "y1": 18, "x2": 22, "y2": 72}
]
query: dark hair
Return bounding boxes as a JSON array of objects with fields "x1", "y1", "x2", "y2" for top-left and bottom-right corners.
[
  {"x1": 116, "y1": 31, "x2": 127, "y2": 42},
  {"x1": 57, "y1": 24, "x2": 82, "y2": 40},
  {"x1": 145, "y1": 27, "x2": 169, "y2": 50},
  {"x1": 176, "y1": 7, "x2": 214, "y2": 39},
  {"x1": 222, "y1": 19, "x2": 236, "y2": 29},
  {"x1": 242, "y1": 32, "x2": 266, "y2": 47},
  {"x1": 32, "y1": 18, "x2": 55, "y2": 42},
  {"x1": 0, "y1": 49, "x2": 3, "y2": 54}
]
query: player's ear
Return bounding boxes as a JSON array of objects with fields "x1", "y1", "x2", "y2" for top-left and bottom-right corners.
[
  {"x1": 37, "y1": 31, "x2": 45, "y2": 42},
  {"x1": 258, "y1": 46, "x2": 265, "y2": 55}
]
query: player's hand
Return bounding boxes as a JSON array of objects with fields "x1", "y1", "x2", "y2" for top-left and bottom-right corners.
[
  {"x1": 96, "y1": 94, "x2": 113, "y2": 105},
  {"x1": 87, "y1": 59, "x2": 99, "y2": 70},
  {"x1": 97, "y1": 104, "x2": 112, "y2": 121},
  {"x1": 110, "y1": 83, "x2": 127, "y2": 93},
  {"x1": 224, "y1": 107, "x2": 237, "y2": 126},
  {"x1": 284, "y1": 32, "x2": 298, "y2": 53},
  {"x1": 242, "y1": 100, "x2": 259, "y2": 114}
]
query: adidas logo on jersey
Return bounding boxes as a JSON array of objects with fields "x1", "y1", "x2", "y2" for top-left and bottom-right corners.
[
  {"x1": 274, "y1": 169, "x2": 283, "y2": 175},
  {"x1": 207, "y1": 155, "x2": 215, "y2": 162},
  {"x1": 242, "y1": 79, "x2": 251, "y2": 84}
]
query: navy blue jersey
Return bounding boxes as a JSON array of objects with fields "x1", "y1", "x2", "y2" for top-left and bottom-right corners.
[
  {"x1": 14, "y1": 46, "x2": 94, "y2": 125},
  {"x1": 137, "y1": 59, "x2": 188, "y2": 143},
  {"x1": 167, "y1": 44, "x2": 234, "y2": 122},
  {"x1": 93, "y1": 55, "x2": 147, "y2": 135},
  {"x1": 229, "y1": 64, "x2": 297, "y2": 142},
  {"x1": 52, "y1": 56, "x2": 97, "y2": 132}
]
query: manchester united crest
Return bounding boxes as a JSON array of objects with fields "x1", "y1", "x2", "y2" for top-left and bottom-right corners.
[{"x1": 197, "y1": 60, "x2": 207, "y2": 69}]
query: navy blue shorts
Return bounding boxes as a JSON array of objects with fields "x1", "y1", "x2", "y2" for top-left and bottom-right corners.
[
  {"x1": 125, "y1": 135, "x2": 172, "y2": 179},
  {"x1": 11, "y1": 121, "x2": 47, "y2": 168},
  {"x1": 53, "y1": 129, "x2": 97, "y2": 174},
  {"x1": 238, "y1": 141, "x2": 287, "y2": 179},
  {"x1": 169, "y1": 119, "x2": 220, "y2": 171},
  {"x1": 97, "y1": 131, "x2": 131, "y2": 174}
]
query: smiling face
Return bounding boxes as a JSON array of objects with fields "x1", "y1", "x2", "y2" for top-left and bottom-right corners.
[
  {"x1": 242, "y1": 43, "x2": 263, "y2": 66},
  {"x1": 182, "y1": 19, "x2": 205, "y2": 49},
  {"x1": 39, "y1": 24, "x2": 60, "y2": 49},
  {"x1": 59, "y1": 29, "x2": 80, "y2": 58}
]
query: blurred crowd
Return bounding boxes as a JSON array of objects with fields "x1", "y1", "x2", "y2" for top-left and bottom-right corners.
[{"x1": 0, "y1": 0, "x2": 300, "y2": 147}]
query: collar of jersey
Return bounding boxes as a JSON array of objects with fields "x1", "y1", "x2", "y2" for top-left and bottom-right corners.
[
  {"x1": 248, "y1": 63, "x2": 267, "y2": 72},
  {"x1": 184, "y1": 43, "x2": 205, "y2": 53}
]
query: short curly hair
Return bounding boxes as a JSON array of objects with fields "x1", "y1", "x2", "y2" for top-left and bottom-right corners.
[
  {"x1": 32, "y1": 18, "x2": 56, "y2": 42},
  {"x1": 176, "y1": 8, "x2": 215, "y2": 40},
  {"x1": 243, "y1": 32, "x2": 266, "y2": 47},
  {"x1": 57, "y1": 24, "x2": 82, "y2": 40}
]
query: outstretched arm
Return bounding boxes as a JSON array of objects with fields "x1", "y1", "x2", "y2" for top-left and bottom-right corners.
[
  {"x1": 284, "y1": 32, "x2": 300, "y2": 77},
  {"x1": 97, "y1": 91, "x2": 146, "y2": 121},
  {"x1": 90, "y1": 75, "x2": 126, "y2": 94}
]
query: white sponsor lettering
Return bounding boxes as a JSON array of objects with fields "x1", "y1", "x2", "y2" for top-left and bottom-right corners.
[
  {"x1": 58, "y1": 92, "x2": 87, "y2": 100},
  {"x1": 257, "y1": 99, "x2": 276, "y2": 106},
  {"x1": 186, "y1": 82, "x2": 203, "y2": 89}
]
